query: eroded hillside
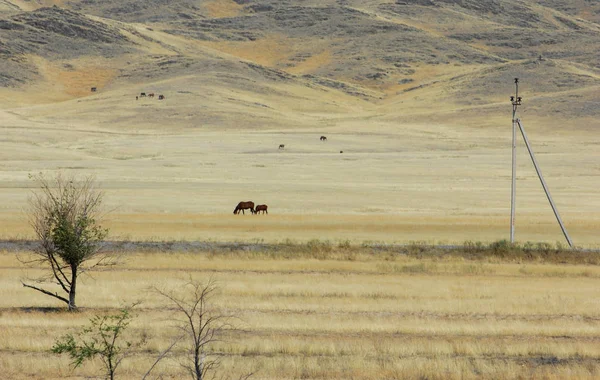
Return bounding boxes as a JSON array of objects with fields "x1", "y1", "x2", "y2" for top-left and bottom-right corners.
[{"x1": 1, "y1": 0, "x2": 599, "y2": 127}]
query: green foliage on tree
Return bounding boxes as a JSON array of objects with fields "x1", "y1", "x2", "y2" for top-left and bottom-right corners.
[
  {"x1": 21, "y1": 173, "x2": 110, "y2": 310},
  {"x1": 52, "y1": 308, "x2": 141, "y2": 380}
]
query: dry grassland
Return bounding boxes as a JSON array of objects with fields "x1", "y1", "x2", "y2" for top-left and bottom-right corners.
[
  {"x1": 2, "y1": 247, "x2": 600, "y2": 379},
  {"x1": 1, "y1": 2, "x2": 600, "y2": 377},
  {"x1": 1, "y1": 105, "x2": 599, "y2": 247},
  {"x1": 0, "y1": 8, "x2": 598, "y2": 246}
]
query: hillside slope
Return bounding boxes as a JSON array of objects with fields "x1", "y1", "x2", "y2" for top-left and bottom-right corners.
[{"x1": 0, "y1": 0, "x2": 599, "y2": 127}]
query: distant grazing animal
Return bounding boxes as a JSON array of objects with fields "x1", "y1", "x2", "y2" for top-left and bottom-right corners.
[
  {"x1": 320, "y1": 136, "x2": 327, "y2": 141},
  {"x1": 158, "y1": 95, "x2": 165, "y2": 100},
  {"x1": 340, "y1": 150, "x2": 343, "y2": 153},
  {"x1": 279, "y1": 144, "x2": 285, "y2": 149},
  {"x1": 148, "y1": 93, "x2": 155, "y2": 98},
  {"x1": 136, "y1": 96, "x2": 138, "y2": 101},
  {"x1": 140, "y1": 92, "x2": 146, "y2": 97},
  {"x1": 91, "y1": 87, "x2": 97, "y2": 92},
  {"x1": 254, "y1": 204, "x2": 268, "y2": 214},
  {"x1": 234, "y1": 201, "x2": 255, "y2": 215}
]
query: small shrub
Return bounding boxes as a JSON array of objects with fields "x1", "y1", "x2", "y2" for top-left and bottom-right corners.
[
  {"x1": 535, "y1": 242, "x2": 554, "y2": 255},
  {"x1": 523, "y1": 241, "x2": 536, "y2": 252},
  {"x1": 489, "y1": 239, "x2": 517, "y2": 257},
  {"x1": 406, "y1": 241, "x2": 430, "y2": 256},
  {"x1": 337, "y1": 240, "x2": 351, "y2": 250},
  {"x1": 305, "y1": 239, "x2": 333, "y2": 256},
  {"x1": 463, "y1": 240, "x2": 485, "y2": 253},
  {"x1": 52, "y1": 307, "x2": 142, "y2": 380}
]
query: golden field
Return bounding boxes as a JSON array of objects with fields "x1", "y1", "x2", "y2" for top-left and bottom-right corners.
[
  {"x1": 2, "y1": 31, "x2": 600, "y2": 380},
  {"x1": 1, "y1": 2, "x2": 600, "y2": 378},
  {"x1": 2, "y1": 247, "x2": 600, "y2": 379},
  {"x1": 1, "y1": 100, "x2": 599, "y2": 246}
]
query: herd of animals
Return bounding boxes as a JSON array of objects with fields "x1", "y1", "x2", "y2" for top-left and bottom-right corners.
[
  {"x1": 136, "y1": 92, "x2": 165, "y2": 101},
  {"x1": 233, "y1": 136, "x2": 344, "y2": 215},
  {"x1": 236, "y1": 135, "x2": 342, "y2": 215},
  {"x1": 233, "y1": 201, "x2": 268, "y2": 215},
  {"x1": 280, "y1": 136, "x2": 342, "y2": 153},
  {"x1": 91, "y1": 87, "x2": 165, "y2": 101},
  {"x1": 128, "y1": 90, "x2": 339, "y2": 153},
  {"x1": 127, "y1": 88, "x2": 338, "y2": 213}
]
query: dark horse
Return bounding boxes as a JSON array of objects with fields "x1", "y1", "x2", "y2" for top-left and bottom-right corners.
[
  {"x1": 320, "y1": 136, "x2": 327, "y2": 141},
  {"x1": 234, "y1": 201, "x2": 255, "y2": 214},
  {"x1": 254, "y1": 204, "x2": 268, "y2": 214}
]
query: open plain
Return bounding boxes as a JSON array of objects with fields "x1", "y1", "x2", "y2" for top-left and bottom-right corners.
[
  {"x1": 1, "y1": 0, "x2": 600, "y2": 378},
  {"x1": 1, "y1": 93, "x2": 599, "y2": 245},
  {"x1": 3, "y1": 246, "x2": 600, "y2": 379}
]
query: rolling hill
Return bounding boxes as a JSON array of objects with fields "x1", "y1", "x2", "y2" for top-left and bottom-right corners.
[{"x1": 1, "y1": 0, "x2": 598, "y2": 128}]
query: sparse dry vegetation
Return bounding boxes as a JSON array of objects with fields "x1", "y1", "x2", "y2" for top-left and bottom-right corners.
[
  {"x1": 1, "y1": 0, "x2": 599, "y2": 378},
  {"x1": 2, "y1": 241, "x2": 600, "y2": 379}
]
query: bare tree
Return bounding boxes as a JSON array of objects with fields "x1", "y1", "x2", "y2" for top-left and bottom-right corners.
[
  {"x1": 21, "y1": 173, "x2": 109, "y2": 311},
  {"x1": 154, "y1": 278, "x2": 237, "y2": 380}
]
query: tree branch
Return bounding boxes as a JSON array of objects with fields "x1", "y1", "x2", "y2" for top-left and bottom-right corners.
[
  {"x1": 48, "y1": 254, "x2": 71, "y2": 293},
  {"x1": 22, "y1": 282, "x2": 69, "y2": 305},
  {"x1": 142, "y1": 335, "x2": 183, "y2": 380}
]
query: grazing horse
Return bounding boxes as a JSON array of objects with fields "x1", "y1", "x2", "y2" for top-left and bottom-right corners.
[
  {"x1": 158, "y1": 94, "x2": 165, "y2": 100},
  {"x1": 233, "y1": 201, "x2": 255, "y2": 215},
  {"x1": 279, "y1": 144, "x2": 285, "y2": 149},
  {"x1": 148, "y1": 93, "x2": 155, "y2": 98},
  {"x1": 140, "y1": 92, "x2": 146, "y2": 97},
  {"x1": 254, "y1": 204, "x2": 268, "y2": 214},
  {"x1": 320, "y1": 136, "x2": 327, "y2": 141}
]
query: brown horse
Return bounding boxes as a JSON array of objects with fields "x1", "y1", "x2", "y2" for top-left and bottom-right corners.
[
  {"x1": 254, "y1": 204, "x2": 268, "y2": 214},
  {"x1": 234, "y1": 201, "x2": 255, "y2": 215},
  {"x1": 320, "y1": 136, "x2": 327, "y2": 141}
]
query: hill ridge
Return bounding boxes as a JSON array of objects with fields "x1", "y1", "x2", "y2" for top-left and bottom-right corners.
[{"x1": 1, "y1": 0, "x2": 599, "y2": 126}]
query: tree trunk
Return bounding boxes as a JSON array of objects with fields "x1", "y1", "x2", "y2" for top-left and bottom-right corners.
[
  {"x1": 109, "y1": 359, "x2": 115, "y2": 380},
  {"x1": 195, "y1": 347, "x2": 202, "y2": 380},
  {"x1": 68, "y1": 265, "x2": 77, "y2": 311}
]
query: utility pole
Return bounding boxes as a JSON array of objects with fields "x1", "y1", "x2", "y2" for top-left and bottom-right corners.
[
  {"x1": 510, "y1": 78, "x2": 521, "y2": 243},
  {"x1": 508, "y1": 79, "x2": 573, "y2": 247}
]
